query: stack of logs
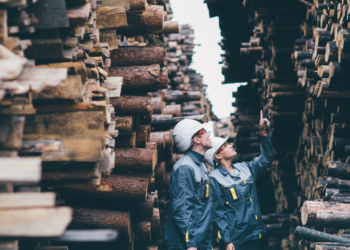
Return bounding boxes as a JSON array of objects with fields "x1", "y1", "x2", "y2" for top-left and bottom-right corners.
[
  {"x1": 206, "y1": 0, "x2": 350, "y2": 249},
  {"x1": 0, "y1": 0, "x2": 214, "y2": 250}
]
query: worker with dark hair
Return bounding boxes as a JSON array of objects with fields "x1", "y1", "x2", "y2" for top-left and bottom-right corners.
[{"x1": 205, "y1": 111, "x2": 274, "y2": 250}]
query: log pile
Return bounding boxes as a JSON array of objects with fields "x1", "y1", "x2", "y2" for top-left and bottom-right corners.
[
  {"x1": 206, "y1": 0, "x2": 350, "y2": 249},
  {"x1": 0, "y1": 0, "x2": 213, "y2": 250}
]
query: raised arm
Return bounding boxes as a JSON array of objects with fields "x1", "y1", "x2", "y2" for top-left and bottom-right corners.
[
  {"x1": 171, "y1": 165, "x2": 197, "y2": 248},
  {"x1": 247, "y1": 111, "x2": 274, "y2": 179}
]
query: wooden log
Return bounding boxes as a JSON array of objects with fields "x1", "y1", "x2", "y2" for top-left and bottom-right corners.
[
  {"x1": 152, "y1": 21, "x2": 179, "y2": 34},
  {"x1": 42, "y1": 165, "x2": 99, "y2": 182},
  {"x1": 301, "y1": 201, "x2": 350, "y2": 226},
  {"x1": 151, "y1": 114, "x2": 208, "y2": 127},
  {"x1": 136, "y1": 125, "x2": 150, "y2": 148},
  {"x1": 0, "y1": 192, "x2": 55, "y2": 209},
  {"x1": 0, "y1": 207, "x2": 72, "y2": 237},
  {"x1": 149, "y1": 132, "x2": 165, "y2": 149},
  {"x1": 328, "y1": 162, "x2": 350, "y2": 180},
  {"x1": 151, "y1": 208, "x2": 160, "y2": 235},
  {"x1": 71, "y1": 207, "x2": 131, "y2": 239},
  {"x1": 110, "y1": 47, "x2": 164, "y2": 67},
  {"x1": 294, "y1": 226, "x2": 350, "y2": 243},
  {"x1": 129, "y1": 0, "x2": 147, "y2": 10},
  {"x1": 155, "y1": 173, "x2": 170, "y2": 189},
  {"x1": 109, "y1": 65, "x2": 168, "y2": 90},
  {"x1": 326, "y1": 188, "x2": 350, "y2": 203},
  {"x1": 133, "y1": 222, "x2": 151, "y2": 241},
  {"x1": 155, "y1": 162, "x2": 165, "y2": 180},
  {"x1": 24, "y1": 111, "x2": 105, "y2": 144},
  {"x1": 317, "y1": 211, "x2": 350, "y2": 228},
  {"x1": 163, "y1": 104, "x2": 182, "y2": 117},
  {"x1": 96, "y1": 6, "x2": 127, "y2": 30},
  {"x1": 115, "y1": 132, "x2": 136, "y2": 148},
  {"x1": 315, "y1": 243, "x2": 350, "y2": 250},
  {"x1": 158, "y1": 90, "x2": 202, "y2": 102},
  {"x1": 110, "y1": 96, "x2": 152, "y2": 115},
  {"x1": 63, "y1": 195, "x2": 155, "y2": 218},
  {"x1": 124, "y1": 5, "x2": 164, "y2": 33},
  {"x1": 114, "y1": 116, "x2": 134, "y2": 132},
  {"x1": 0, "y1": 116, "x2": 25, "y2": 150},
  {"x1": 56, "y1": 174, "x2": 148, "y2": 201},
  {"x1": 114, "y1": 148, "x2": 156, "y2": 172},
  {"x1": 151, "y1": 97, "x2": 163, "y2": 114},
  {"x1": 326, "y1": 176, "x2": 350, "y2": 189}
]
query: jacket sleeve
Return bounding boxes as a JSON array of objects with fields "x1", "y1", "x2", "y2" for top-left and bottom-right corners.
[
  {"x1": 247, "y1": 133, "x2": 274, "y2": 179},
  {"x1": 210, "y1": 176, "x2": 232, "y2": 244},
  {"x1": 171, "y1": 165, "x2": 197, "y2": 247}
]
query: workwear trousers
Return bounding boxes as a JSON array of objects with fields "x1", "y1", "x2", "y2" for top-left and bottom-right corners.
[{"x1": 219, "y1": 239, "x2": 260, "y2": 250}]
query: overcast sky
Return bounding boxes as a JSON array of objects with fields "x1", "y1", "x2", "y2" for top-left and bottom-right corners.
[{"x1": 170, "y1": 0, "x2": 245, "y2": 119}]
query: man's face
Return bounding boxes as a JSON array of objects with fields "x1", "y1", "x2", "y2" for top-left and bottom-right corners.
[{"x1": 193, "y1": 129, "x2": 212, "y2": 149}]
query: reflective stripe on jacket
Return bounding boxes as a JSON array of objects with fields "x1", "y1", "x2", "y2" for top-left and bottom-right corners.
[
  {"x1": 209, "y1": 134, "x2": 274, "y2": 245},
  {"x1": 164, "y1": 151, "x2": 213, "y2": 250}
]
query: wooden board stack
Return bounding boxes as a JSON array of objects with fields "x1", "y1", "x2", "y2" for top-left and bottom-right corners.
[
  {"x1": 205, "y1": 0, "x2": 350, "y2": 249},
  {"x1": 0, "y1": 0, "x2": 214, "y2": 250}
]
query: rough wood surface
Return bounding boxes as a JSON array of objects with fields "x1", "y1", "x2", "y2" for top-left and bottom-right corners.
[
  {"x1": 150, "y1": 132, "x2": 165, "y2": 149},
  {"x1": 110, "y1": 96, "x2": 152, "y2": 115},
  {"x1": 110, "y1": 47, "x2": 164, "y2": 67},
  {"x1": 315, "y1": 243, "x2": 350, "y2": 250},
  {"x1": 0, "y1": 157, "x2": 41, "y2": 184},
  {"x1": 0, "y1": 192, "x2": 55, "y2": 209},
  {"x1": 133, "y1": 222, "x2": 151, "y2": 241},
  {"x1": 136, "y1": 125, "x2": 150, "y2": 148},
  {"x1": 42, "y1": 165, "x2": 99, "y2": 182},
  {"x1": 124, "y1": 5, "x2": 164, "y2": 33},
  {"x1": 151, "y1": 97, "x2": 163, "y2": 114},
  {"x1": 115, "y1": 132, "x2": 136, "y2": 148},
  {"x1": 326, "y1": 176, "x2": 350, "y2": 189},
  {"x1": 96, "y1": 6, "x2": 127, "y2": 30},
  {"x1": 70, "y1": 207, "x2": 130, "y2": 237},
  {"x1": 294, "y1": 226, "x2": 350, "y2": 243},
  {"x1": 0, "y1": 207, "x2": 72, "y2": 237},
  {"x1": 0, "y1": 115, "x2": 25, "y2": 150},
  {"x1": 317, "y1": 210, "x2": 350, "y2": 228},
  {"x1": 158, "y1": 90, "x2": 202, "y2": 102},
  {"x1": 328, "y1": 161, "x2": 350, "y2": 180},
  {"x1": 325, "y1": 188, "x2": 350, "y2": 203},
  {"x1": 129, "y1": 0, "x2": 147, "y2": 10},
  {"x1": 163, "y1": 104, "x2": 182, "y2": 117},
  {"x1": 151, "y1": 114, "x2": 208, "y2": 127},
  {"x1": 114, "y1": 148, "x2": 156, "y2": 172},
  {"x1": 109, "y1": 64, "x2": 168, "y2": 90},
  {"x1": 301, "y1": 201, "x2": 350, "y2": 225},
  {"x1": 56, "y1": 174, "x2": 148, "y2": 201},
  {"x1": 114, "y1": 116, "x2": 134, "y2": 132}
]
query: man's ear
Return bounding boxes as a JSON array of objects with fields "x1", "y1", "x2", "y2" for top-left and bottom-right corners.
[
  {"x1": 215, "y1": 154, "x2": 222, "y2": 160},
  {"x1": 192, "y1": 136, "x2": 200, "y2": 144}
]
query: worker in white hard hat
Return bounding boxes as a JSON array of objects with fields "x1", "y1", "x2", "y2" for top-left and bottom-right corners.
[
  {"x1": 165, "y1": 118, "x2": 230, "y2": 250},
  {"x1": 205, "y1": 111, "x2": 274, "y2": 250}
]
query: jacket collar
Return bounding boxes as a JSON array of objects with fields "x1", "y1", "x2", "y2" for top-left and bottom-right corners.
[
  {"x1": 217, "y1": 164, "x2": 240, "y2": 177},
  {"x1": 185, "y1": 151, "x2": 202, "y2": 166}
]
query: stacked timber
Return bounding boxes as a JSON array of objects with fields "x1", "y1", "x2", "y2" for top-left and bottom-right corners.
[
  {"x1": 205, "y1": 0, "x2": 350, "y2": 249},
  {"x1": 0, "y1": 0, "x2": 206, "y2": 250}
]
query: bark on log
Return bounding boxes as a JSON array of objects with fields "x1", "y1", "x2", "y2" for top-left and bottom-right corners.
[
  {"x1": 317, "y1": 211, "x2": 350, "y2": 228},
  {"x1": 151, "y1": 208, "x2": 160, "y2": 235},
  {"x1": 326, "y1": 176, "x2": 350, "y2": 189},
  {"x1": 114, "y1": 116, "x2": 134, "y2": 132},
  {"x1": 158, "y1": 90, "x2": 202, "y2": 102},
  {"x1": 326, "y1": 188, "x2": 350, "y2": 203},
  {"x1": 109, "y1": 65, "x2": 168, "y2": 91},
  {"x1": 150, "y1": 132, "x2": 165, "y2": 149},
  {"x1": 136, "y1": 125, "x2": 150, "y2": 148},
  {"x1": 124, "y1": 5, "x2": 164, "y2": 33},
  {"x1": 133, "y1": 222, "x2": 151, "y2": 241},
  {"x1": 301, "y1": 201, "x2": 350, "y2": 226},
  {"x1": 315, "y1": 243, "x2": 350, "y2": 250},
  {"x1": 151, "y1": 97, "x2": 163, "y2": 114},
  {"x1": 115, "y1": 132, "x2": 136, "y2": 148},
  {"x1": 56, "y1": 174, "x2": 148, "y2": 201},
  {"x1": 110, "y1": 96, "x2": 152, "y2": 115},
  {"x1": 63, "y1": 195, "x2": 155, "y2": 218},
  {"x1": 114, "y1": 148, "x2": 156, "y2": 172},
  {"x1": 42, "y1": 165, "x2": 99, "y2": 182},
  {"x1": 70, "y1": 207, "x2": 131, "y2": 238},
  {"x1": 129, "y1": 0, "x2": 147, "y2": 10},
  {"x1": 163, "y1": 104, "x2": 182, "y2": 117},
  {"x1": 155, "y1": 162, "x2": 166, "y2": 180},
  {"x1": 327, "y1": 162, "x2": 350, "y2": 180},
  {"x1": 110, "y1": 47, "x2": 164, "y2": 67},
  {"x1": 294, "y1": 226, "x2": 350, "y2": 243},
  {"x1": 152, "y1": 21, "x2": 179, "y2": 34},
  {"x1": 151, "y1": 114, "x2": 208, "y2": 127}
]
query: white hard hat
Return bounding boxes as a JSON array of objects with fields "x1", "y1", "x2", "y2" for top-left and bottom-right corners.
[
  {"x1": 204, "y1": 136, "x2": 229, "y2": 167},
  {"x1": 172, "y1": 119, "x2": 208, "y2": 152}
]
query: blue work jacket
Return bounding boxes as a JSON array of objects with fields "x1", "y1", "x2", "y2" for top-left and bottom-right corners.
[
  {"x1": 164, "y1": 151, "x2": 231, "y2": 250},
  {"x1": 209, "y1": 134, "x2": 274, "y2": 245}
]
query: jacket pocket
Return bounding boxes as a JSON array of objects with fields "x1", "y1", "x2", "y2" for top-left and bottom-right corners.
[{"x1": 225, "y1": 186, "x2": 241, "y2": 205}]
